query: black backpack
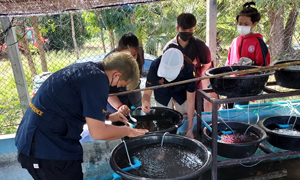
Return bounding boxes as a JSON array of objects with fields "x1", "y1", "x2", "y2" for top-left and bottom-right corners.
[{"x1": 257, "y1": 37, "x2": 268, "y2": 66}]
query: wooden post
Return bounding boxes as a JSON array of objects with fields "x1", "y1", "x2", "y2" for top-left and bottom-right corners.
[
  {"x1": 32, "y1": 16, "x2": 48, "y2": 71},
  {"x1": 206, "y1": 0, "x2": 217, "y2": 67},
  {"x1": 204, "y1": 0, "x2": 219, "y2": 112},
  {"x1": 70, "y1": 13, "x2": 79, "y2": 60},
  {"x1": 0, "y1": 17, "x2": 30, "y2": 114}
]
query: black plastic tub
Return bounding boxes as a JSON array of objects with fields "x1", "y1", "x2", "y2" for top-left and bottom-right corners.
[
  {"x1": 205, "y1": 66, "x2": 274, "y2": 97},
  {"x1": 130, "y1": 107, "x2": 184, "y2": 134},
  {"x1": 258, "y1": 116, "x2": 300, "y2": 151},
  {"x1": 110, "y1": 134, "x2": 211, "y2": 180},
  {"x1": 203, "y1": 121, "x2": 267, "y2": 159},
  {"x1": 274, "y1": 60, "x2": 300, "y2": 89}
]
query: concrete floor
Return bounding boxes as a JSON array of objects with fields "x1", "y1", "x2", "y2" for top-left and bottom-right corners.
[{"x1": 202, "y1": 157, "x2": 300, "y2": 180}]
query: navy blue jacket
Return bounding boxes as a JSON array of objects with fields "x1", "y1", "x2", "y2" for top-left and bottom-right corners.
[
  {"x1": 146, "y1": 57, "x2": 195, "y2": 106},
  {"x1": 15, "y1": 62, "x2": 108, "y2": 160}
]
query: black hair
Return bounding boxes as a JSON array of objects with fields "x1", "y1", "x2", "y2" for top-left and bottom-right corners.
[
  {"x1": 177, "y1": 13, "x2": 197, "y2": 29},
  {"x1": 118, "y1": 32, "x2": 139, "y2": 51},
  {"x1": 118, "y1": 32, "x2": 144, "y2": 76},
  {"x1": 236, "y1": 2, "x2": 261, "y2": 24}
]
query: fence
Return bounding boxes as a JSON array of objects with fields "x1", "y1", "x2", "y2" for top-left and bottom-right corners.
[{"x1": 0, "y1": 0, "x2": 299, "y2": 134}]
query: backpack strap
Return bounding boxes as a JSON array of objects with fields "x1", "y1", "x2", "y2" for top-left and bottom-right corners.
[{"x1": 256, "y1": 37, "x2": 268, "y2": 66}]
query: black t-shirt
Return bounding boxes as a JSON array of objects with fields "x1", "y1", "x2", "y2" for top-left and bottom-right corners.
[{"x1": 163, "y1": 35, "x2": 211, "y2": 89}]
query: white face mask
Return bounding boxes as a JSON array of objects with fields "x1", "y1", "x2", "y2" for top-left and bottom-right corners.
[{"x1": 237, "y1": 25, "x2": 252, "y2": 36}]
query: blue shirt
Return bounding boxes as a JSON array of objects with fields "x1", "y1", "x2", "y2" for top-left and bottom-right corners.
[
  {"x1": 146, "y1": 57, "x2": 196, "y2": 106},
  {"x1": 15, "y1": 62, "x2": 109, "y2": 160}
]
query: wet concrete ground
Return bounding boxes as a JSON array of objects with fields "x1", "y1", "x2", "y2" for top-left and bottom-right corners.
[{"x1": 202, "y1": 157, "x2": 300, "y2": 180}]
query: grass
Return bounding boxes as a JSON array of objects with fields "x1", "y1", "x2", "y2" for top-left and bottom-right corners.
[{"x1": 0, "y1": 45, "x2": 109, "y2": 135}]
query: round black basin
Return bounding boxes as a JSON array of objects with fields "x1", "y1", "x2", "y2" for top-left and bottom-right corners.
[
  {"x1": 130, "y1": 107, "x2": 184, "y2": 134},
  {"x1": 258, "y1": 116, "x2": 300, "y2": 151},
  {"x1": 203, "y1": 121, "x2": 267, "y2": 159},
  {"x1": 110, "y1": 134, "x2": 211, "y2": 180},
  {"x1": 274, "y1": 60, "x2": 300, "y2": 89},
  {"x1": 205, "y1": 66, "x2": 274, "y2": 97}
]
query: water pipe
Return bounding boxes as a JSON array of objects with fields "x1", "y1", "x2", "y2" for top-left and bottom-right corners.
[
  {"x1": 200, "y1": 116, "x2": 221, "y2": 140},
  {"x1": 234, "y1": 100, "x2": 300, "y2": 109},
  {"x1": 113, "y1": 156, "x2": 142, "y2": 180},
  {"x1": 244, "y1": 125, "x2": 254, "y2": 136},
  {"x1": 218, "y1": 116, "x2": 235, "y2": 134},
  {"x1": 161, "y1": 132, "x2": 169, "y2": 147},
  {"x1": 292, "y1": 116, "x2": 298, "y2": 129}
]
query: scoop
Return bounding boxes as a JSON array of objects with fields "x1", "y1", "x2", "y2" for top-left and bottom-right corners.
[
  {"x1": 126, "y1": 121, "x2": 135, "y2": 128},
  {"x1": 128, "y1": 113, "x2": 137, "y2": 122},
  {"x1": 221, "y1": 130, "x2": 236, "y2": 134},
  {"x1": 276, "y1": 124, "x2": 291, "y2": 129}
]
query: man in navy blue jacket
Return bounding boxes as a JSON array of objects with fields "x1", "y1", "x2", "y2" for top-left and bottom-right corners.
[{"x1": 15, "y1": 52, "x2": 148, "y2": 180}]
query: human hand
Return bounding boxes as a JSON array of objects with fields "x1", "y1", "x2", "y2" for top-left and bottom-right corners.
[
  {"x1": 118, "y1": 104, "x2": 130, "y2": 116},
  {"x1": 127, "y1": 128, "x2": 149, "y2": 138},
  {"x1": 185, "y1": 129, "x2": 194, "y2": 139},
  {"x1": 142, "y1": 101, "x2": 151, "y2": 113},
  {"x1": 109, "y1": 112, "x2": 128, "y2": 124}
]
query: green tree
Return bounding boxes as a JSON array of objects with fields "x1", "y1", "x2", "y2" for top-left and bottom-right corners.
[
  {"x1": 82, "y1": 6, "x2": 133, "y2": 52},
  {"x1": 263, "y1": 0, "x2": 299, "y2": 60},
  {"x1": 216, "y1": 0, "x2": 300, "y2": 62},
  {"x1": 40, "y1": 13, "x2": 91, "y2": 51},
  {"x1": 133, "y1": 0, "x2": 207, "y2": 56},
  {"x1": 100, "y1": 7, "x2": 133, "y2": 50}
]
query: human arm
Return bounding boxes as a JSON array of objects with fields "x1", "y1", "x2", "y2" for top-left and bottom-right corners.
[
  {"x1": 86, "y1": 117, "x2": 148, "y2": 140},
  {"x1": 142, "y1": 90, "x2": 153, "y2": 113},
  {"x1": 183, "y1": 65, "x2": 196, "y2": 138},
  {"x1": 200, "y1": 63, "x2": 212, "y2": 89},
  {"x1": 107, "y1": 96, "x2": 130, "y2": 115},
  {"x1": 185, "y1": 91, "x2": 195, "y2": 138},
  {"x1": 195, "y1": 41, "x2": 212, "y2": 89},
  {"x1": 226, "y1": 43, "x2": 233, "y2": 66},
  {"x1": 107, "y1": 111, "x2": 128, "y2": 123},
  {"x1": 142, "y1": 58, "x2": 159, "y2": 113}
]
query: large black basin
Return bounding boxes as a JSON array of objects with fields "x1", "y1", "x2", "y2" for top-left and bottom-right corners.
[
  {"x1": 205, "y1": 66, "x2": 274, "y2": 97},
  {"x1": 130, "y1": 107, "x2": 184, "y2": 134},
  {"x1": 203, "y1": 121, "x2": 267, "y2": 159},
  {"x1": 258, "y1": 116, "x2": 300, "y2": 151},
  {"x1": 110, "y1": 134, "x2": 211, "y2": 180},
  {"x1": 274, "y1": 60, "x2": 300, "y2": 89}
]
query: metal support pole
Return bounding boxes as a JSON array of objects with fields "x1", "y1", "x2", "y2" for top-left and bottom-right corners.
[
  {"x1": 196, "y1": 90, "x2": 204, "y2": 141},
  {"x1": 0, "y1": 17, "x2": 30, "y2": 114},
  {"x1": 211, "y1": 101, "x2": 219, "y2": 180}
]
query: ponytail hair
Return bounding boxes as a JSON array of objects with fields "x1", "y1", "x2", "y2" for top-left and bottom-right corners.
[{"x1": 236, "y1": 2, "x2": 261, "y2": 24}]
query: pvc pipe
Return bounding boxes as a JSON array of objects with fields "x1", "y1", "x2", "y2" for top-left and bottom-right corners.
[
  {"x1": 113, "y1": 156, "x2": 141, "y2": 180},
  {"x1": 201, "y1": 118, "x2": 221, "y2": 140}
]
